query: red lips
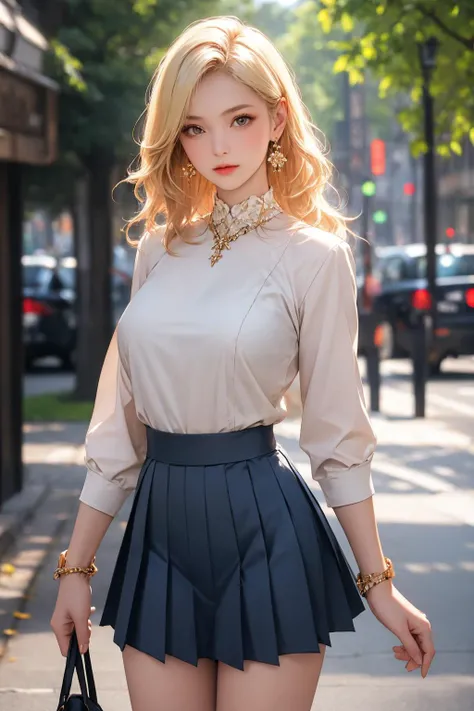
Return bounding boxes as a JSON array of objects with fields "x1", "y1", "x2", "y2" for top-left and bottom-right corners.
[{"x1": 213, "y1": 165, "x2": 239, "y2": 175}]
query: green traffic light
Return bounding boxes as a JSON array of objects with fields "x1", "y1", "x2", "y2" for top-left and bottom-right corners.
[
  {"x1": 373, "y1": 210, "x2": 388, "y2": 224},
  {"x1": 361, "y1": 180, "x2": 376, "y2": 197}
]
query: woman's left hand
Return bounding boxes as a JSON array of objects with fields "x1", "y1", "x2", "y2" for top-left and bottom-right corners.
[{"x1": 365, "y1": 581, "x2": 435, "y2": 678}]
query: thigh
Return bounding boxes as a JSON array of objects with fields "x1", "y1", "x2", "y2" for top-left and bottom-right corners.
[
  {"x1": 123, "y1": 646, "x2": 217, "y2": 711},
  {"x1": 216, "y1": 647, "x2": 326, "y2": 711}
]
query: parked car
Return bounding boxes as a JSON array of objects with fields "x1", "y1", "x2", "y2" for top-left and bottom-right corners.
[
  {"x1": 22, "y1": 249, "x2": 134, "y2": 370},
  {"x1": 367, "y1": 243, "x2": 474, "y2": 374},
  {"x1": 22, "y1": 255, "x2": 76, "y2": 369}
]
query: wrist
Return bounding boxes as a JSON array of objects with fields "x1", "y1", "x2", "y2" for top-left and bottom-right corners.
[
  {"x1": 365, "y1": 578, "x2": 394, "y2": 600},
  {"x1": 58, "y1": 570, "x2": 90, "y2": 583},
  {"x1": 59, "y1": 548, "x2": 96, "y2": 568},
  {"x1": 356, "y1": 556, "x2": 395, "y2": 598},
  {"x1": 53, "y1": 548, "x2": 98, "y2": 581}
]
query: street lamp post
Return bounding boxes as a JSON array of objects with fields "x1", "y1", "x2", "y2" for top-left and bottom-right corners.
[
  {"x1": 412, "y1": 36, "x2": 439, "y2": 418},
  {"x1": 419, "y1": 36, "x2": 439, "y2": 332}
]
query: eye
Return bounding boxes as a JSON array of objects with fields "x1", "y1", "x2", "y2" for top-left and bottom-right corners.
[
  {"x1": 233, "y1": 114, "x2": 253, "y2": 127},
  {"x1": 181, "y1": 124, "x2": 203, "y2": 137}
]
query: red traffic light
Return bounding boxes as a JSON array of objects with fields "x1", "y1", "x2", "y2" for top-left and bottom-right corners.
[
  {"x1": 403, "y1": 182, "x2": 416, "y2": 196},
  {"x1": 446, "y1": 227, "x2": 455, "y2": 238},
  {"x1": 370, "y1": 139, "x2": 386, "y2": 176}
]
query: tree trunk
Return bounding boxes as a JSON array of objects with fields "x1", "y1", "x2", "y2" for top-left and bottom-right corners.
[
  {"x1": 74, "y1": 156, "x2": 114, "y2": 401},
  {"x1": 0, "y1": 163, "x2": 24, "y2": 506}
]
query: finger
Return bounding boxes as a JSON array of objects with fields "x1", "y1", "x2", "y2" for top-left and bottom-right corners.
[
  {"x1": 397, "y1": 630, "x2": 423, "y2": 667},
  {"x1": 74, "y1": 620, "x2": 91, "y2": 654},
  {"x1": 405, "y1": 658, "x2": 420, "y2": 672},
  {"x1": 90, "y1": 606, "x2": 96, "y2": 615},
  {"x1": 417, "y1": 626, "x2": 436, "y2": 678},
  {"x1": 51, "y1": 618, "x2": 74, "y2": 657},
  {"x1": 393, "y1": 645, "x2": 408, "y2": 657},
  {"x1": 394, "y1": 648, "x2": 418, "y2": 670},
  {"x1": 393, "y1": 646, "x2": 409, "y2": 657},
  {"x1": 394, "y1": 650, "x2": 410, "y2": 662}
]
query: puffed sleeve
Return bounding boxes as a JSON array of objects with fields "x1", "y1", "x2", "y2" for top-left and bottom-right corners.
[
  {"x1": 78, "y1": 234, "x2": 151, "y2": 517},
  {"x1": 298, "y1": 240, "x2": 377, "y2": 508}
]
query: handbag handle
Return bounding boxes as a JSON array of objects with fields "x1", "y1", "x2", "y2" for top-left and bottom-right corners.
[{"x1": 57, "y1": 631, "x2": 98, "y2": 710}]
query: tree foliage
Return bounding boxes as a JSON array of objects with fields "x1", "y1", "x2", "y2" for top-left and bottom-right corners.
[
  {"x1": 253, "y1": 1, "x2": 393, "y2": 146},
  {"x1": 49, "y1": 0, "x2": 250, "y2": 161},
  {"x1": 317, "y1": 0, "x2": 474, "y2": 155},
  {"x1": 28, "y1": 0, "x2": 252, "y2": 214}
]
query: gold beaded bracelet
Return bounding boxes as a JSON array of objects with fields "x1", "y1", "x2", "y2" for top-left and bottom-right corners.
[
  {"x1": 53, "y1": 549, "x2": 98, "y2": 580},
  {"x1": 356, "y1": 556, "x2": 395, "y2": 597}
]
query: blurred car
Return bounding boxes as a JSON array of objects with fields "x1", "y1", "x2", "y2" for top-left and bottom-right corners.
[
  {"x1": 368, "y1": 243, "x2": 474, "y2": 374},
  {"x1": 22, "y1": 249, "x2": 134, "y2": 370},
  {"x1": 22, "y1": 255, "x2": 76, "y2": 369}
]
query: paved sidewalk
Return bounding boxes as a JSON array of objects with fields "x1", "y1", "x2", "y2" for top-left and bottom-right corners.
[{"x1": 0, "y1": 411, "x2": 473, "y2": 710}]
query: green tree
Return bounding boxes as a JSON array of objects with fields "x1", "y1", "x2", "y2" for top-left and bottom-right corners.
[
  {"x1": 28, "y1": 1, "x2": 250, "y2": 399},
  {"x1": 317, "y1": 0, "x2": 474, "y2": 155},
  {"x1": 252, "y1": 1, "x2": 393, "y2": 147}
]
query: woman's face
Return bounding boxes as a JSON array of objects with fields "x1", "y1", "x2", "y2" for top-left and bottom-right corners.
[{"x1": 179, "y1": 70, "x2": 286, "y2": 204}]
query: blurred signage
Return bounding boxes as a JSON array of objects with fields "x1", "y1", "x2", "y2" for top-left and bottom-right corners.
[
  {"x1": 370, "y1": 139, "x2": 386, "y2": 176},
  {"x1": 0, "y1": 69, "x2": 45, "y2": 136}
]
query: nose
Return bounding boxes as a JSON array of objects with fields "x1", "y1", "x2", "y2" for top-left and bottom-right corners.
[{"x1": 210, "y1": 131, "x2": 229, "y2": 157}]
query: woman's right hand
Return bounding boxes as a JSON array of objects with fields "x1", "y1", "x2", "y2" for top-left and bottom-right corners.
[{"x1": 50, "y1": 574, "x2": 95, "y2": 656}]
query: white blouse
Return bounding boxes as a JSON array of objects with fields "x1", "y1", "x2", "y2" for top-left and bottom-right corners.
[{"x1": 80, "y1": 204, "x2": 377, "y2": 518}]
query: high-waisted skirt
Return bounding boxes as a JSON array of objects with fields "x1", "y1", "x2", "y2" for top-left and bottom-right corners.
[{"x1": 100, "y1": 424, "x2": 365, "y2": 670}]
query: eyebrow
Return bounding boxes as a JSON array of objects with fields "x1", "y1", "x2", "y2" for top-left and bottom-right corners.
[{"x1": 185, "y1": 104, "x2": 255, "y2": 121}]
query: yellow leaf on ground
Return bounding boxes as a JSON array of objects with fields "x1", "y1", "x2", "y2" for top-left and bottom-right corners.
[
  {"x1": 0, "y1": 563, "x2": 16, "y2": 576},
  {"x1": 3, "y1": 629, "x2": 17, "y2": 636},
  {"x1": 13, "y1": 612, "x2": 31, "y2": 620}
]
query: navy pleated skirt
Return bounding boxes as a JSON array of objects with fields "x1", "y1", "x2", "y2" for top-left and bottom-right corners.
[{"x1": 100, "y1": 424, "x2": 365, "y2": 670}]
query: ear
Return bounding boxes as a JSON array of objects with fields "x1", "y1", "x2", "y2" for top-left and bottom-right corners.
[{"x1": 272, "y1": 98, "x2": 288, "y2": 142}]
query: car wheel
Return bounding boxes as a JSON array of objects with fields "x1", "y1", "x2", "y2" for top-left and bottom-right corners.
[{"x1": 379, "y1": 321, "x2": 394, "y2": 360}]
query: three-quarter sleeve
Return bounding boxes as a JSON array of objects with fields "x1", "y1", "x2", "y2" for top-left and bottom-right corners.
[
  {"x1": 79, "y1": 235, "x2": 151, "y2": 517},
  {"x1": 298, "y1": 240, "x2": 377, "y2": 508}
]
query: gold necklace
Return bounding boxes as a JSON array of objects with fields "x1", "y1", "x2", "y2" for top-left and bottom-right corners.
[{"x1": 208, "y1": 195, "x2": 281, "y2": 267}]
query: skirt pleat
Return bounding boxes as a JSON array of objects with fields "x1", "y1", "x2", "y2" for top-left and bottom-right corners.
[{"x1": 99, "y1": 426, "x2": 366, "y2": 671}]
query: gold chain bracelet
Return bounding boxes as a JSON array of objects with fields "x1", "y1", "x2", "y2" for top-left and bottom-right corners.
[
  {"x1": 53, "y1": 549, "x2": 98, "y2": 580},
  {"x1": 53, "y1": 563, "x2": 98, "y2": 580},
  {"x1": 356, "y1": 556, "x2": 395, "y2": 597}
]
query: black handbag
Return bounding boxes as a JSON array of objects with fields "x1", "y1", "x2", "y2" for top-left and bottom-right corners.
[{"x1": 56, "y1": 630, "x2": 104, "y2": 711}]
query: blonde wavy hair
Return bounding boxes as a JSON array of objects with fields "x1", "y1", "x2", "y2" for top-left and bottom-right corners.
[{"x1": 122, "y1": 15, "x2": 348, "y2": 251}]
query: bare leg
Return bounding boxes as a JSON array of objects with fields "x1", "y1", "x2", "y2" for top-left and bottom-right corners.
[
  {"x1": 216, "y1": 647, "x2": 326, "y2": 711},
  {"x1": 123, "y1": 646, "x2": 217, "y2": 711}
]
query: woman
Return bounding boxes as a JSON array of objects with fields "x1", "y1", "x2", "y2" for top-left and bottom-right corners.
[{"x1": 51, "y1": 16, "x2": 435, "y2": 711}]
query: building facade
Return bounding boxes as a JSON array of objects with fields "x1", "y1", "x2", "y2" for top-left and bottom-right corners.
[{"x1": 0, "y1": 0, "x2": 58, "y2": 505}]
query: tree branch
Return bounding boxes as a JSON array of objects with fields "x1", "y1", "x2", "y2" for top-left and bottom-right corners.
[{"x1": 416, "y1": 4, "x2": 474, "y2": 51}]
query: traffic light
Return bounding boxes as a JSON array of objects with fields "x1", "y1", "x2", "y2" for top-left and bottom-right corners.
[
  {"x1": 373, "y1": 210, "x2": 388, "y2": 224},
  {"x1": 404, "y1": 182, "x2": 416, "y2": 196},
  {"x1": 361, "y1": 180, "x2": 376, "y2": 197},
  {"x1": 446, "y1": 227, "x2": 455, "y2": 239},
  {"x1": 370, "y1": 139, "x2": 386, "y2": 176}
]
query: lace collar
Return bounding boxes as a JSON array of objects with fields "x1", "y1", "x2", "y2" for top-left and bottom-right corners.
[{"x1": 210, "y1": 187, "x2": 282, "y2": 238}]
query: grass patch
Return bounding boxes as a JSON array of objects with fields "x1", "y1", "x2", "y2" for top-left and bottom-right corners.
[{"x1": 23, "y1": 393, "x2": 93, "y2": 422}]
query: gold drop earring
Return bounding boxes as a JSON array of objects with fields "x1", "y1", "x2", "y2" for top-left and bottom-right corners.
[
  {"x1": 267, "y1": 140, "x2": 287, "y2": 172},
  {"x1": 182, "y1": 162, "x2": 196, "y2": 180}
]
